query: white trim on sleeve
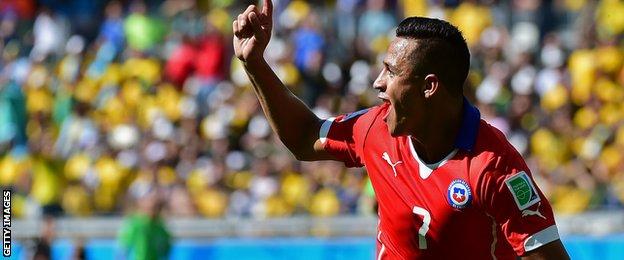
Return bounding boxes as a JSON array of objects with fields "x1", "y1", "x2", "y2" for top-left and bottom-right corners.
[
  {"x1": 523, "y1": 225, "x2": 560, "y2": 252},
  {"x1": 319, "y1": 117, "x2": 335, "y2": 144}
]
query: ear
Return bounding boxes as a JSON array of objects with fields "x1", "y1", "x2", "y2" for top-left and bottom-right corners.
[{"x1": 423, "y1": 74, "x2": 439, "y2": 99}]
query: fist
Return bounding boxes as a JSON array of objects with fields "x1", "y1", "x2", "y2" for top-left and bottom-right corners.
[{"x1": 233, "y1": 0, "x2": 273, "y2": 63}]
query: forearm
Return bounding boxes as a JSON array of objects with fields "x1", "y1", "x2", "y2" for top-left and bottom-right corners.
[{"x1": 243, "y1": 59, "x2": 322, "y2": 158}]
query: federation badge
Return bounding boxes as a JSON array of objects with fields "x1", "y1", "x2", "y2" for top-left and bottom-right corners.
[{"x1": 447, "y1": 179, "x2": 472, "y2": 209}]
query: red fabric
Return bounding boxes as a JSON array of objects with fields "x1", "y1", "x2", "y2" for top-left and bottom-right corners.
[{"x1": 323, "y1": 105, "x2": 557, "y2": 259}]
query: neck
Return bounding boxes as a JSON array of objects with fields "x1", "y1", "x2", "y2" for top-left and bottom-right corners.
[{"x1": 410, "y1": 100, "x2": 463, "y2": 164}]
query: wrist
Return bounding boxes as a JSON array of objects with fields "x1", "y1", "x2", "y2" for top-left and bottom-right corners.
[{"x1": 242, "y1": 57, "x2": 267, "y2": 69}]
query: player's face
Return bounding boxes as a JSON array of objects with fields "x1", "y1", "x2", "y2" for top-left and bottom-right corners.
[{"x1": 374, "y1": 38, "x2": 425, "y2": 137}]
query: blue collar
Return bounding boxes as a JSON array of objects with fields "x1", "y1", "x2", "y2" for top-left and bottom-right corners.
[{"x1": 454, "y1": 98, "x2": 480, "y2": 151}]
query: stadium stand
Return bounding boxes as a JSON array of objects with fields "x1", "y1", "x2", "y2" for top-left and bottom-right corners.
[{"x1": 1, "y1": 0, "x2": 623, "y2": 221}]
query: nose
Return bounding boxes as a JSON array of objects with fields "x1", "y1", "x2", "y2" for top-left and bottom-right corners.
[{"x1": 373, "y1": 70, "x2": 386, "y2": 92}]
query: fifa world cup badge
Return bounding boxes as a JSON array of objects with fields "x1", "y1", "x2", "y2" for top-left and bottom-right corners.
[{"x1": 505, "y1": 171, "x2": 541, "y2": 210}]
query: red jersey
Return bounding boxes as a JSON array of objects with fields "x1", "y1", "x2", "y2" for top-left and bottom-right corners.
[{"x1": 320, "y1": 100, "x2": 560, "y2": 259}]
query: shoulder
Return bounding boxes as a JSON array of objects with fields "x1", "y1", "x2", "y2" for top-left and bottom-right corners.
[
  {"x1": 466, "y1": 120, "x2": 531, "y2": 193},
  {"x1": 357, "y1": 104, "x2": 389, "y2": 139},
  {"x1": 470, "y1": 120, "x2": 526, "y2": 173},
  {"x1": 338, "y1": 104, "x2": 387, "y2": 123},
  {"x1": 319, "y1": 104, "x2": 388, "y2": 167},
  {"x1": 323, "y1": 104, "x2": 388, "y2": 133},
  {"x1": 466, "y1": 120, "x2": 537, "y2": 202},
  {"x1": 319, "y1": 104, "x2": 387, "y2": 147}
]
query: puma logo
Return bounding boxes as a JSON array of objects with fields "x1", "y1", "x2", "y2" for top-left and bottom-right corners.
[
  {"x1": 522, "y1": 202, "x2": 546, "y2": 219},
  {"x1": 382, "y1": 152, "x2": 402, "y2": 177}
]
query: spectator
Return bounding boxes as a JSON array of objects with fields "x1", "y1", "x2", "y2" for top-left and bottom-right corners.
[
  {"x1": 32, "y1": 216, "x2": 55, "y2": 260},
  {"x1": 118, "y1": 187, "x2": 171, "y2": 260},
  {"x1": 0, "y1": 0, "x2": 622, "y2": 220},
  {"x1": 99, "y1": 0, "x2": 125, "y2": 51}
]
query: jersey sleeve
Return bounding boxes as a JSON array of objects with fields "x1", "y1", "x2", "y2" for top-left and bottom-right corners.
[
  {"x1": 319, "y1": 107, "x2": 376, "y2": 168},
  {"x1": 475, "y1": 152, "x2": 560, "y2": 256}
]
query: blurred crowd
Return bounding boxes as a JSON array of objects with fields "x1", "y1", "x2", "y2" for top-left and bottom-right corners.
[{"x1": 1, "y1": 0, "x2": 623, "y2": 220}]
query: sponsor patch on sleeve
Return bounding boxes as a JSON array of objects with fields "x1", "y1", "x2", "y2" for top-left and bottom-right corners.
[{"x1": 505, "y1": 171, "x2": 541, "y2": 210}]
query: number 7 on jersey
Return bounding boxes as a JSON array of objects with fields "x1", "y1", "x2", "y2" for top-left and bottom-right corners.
[{"x1": 412, "y1": 206, "x2": 430, "y2": 249}]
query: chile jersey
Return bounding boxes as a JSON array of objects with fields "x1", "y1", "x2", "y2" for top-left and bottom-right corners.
[{"x1": 319, "y1": 100, "x2": 560, "y2": 259}]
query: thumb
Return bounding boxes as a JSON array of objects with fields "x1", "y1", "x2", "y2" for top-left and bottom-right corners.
[{"x1": 248, "y1": 12, "x2": 266, "y2": 42}]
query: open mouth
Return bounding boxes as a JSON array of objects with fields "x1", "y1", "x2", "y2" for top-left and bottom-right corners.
[
  {"x1": 377, "y1": 92, "x2": 390, "y2": 104},
  {"x1": 378, "y1": 94, "x2": 391, "y2": 122}
]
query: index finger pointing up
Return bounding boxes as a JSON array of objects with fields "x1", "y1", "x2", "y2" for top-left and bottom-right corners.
[{"x1": 262, "y1": 0, "x2": 273, "y2": 17}]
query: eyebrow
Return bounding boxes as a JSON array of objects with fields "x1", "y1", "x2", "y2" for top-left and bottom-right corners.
[{"x1": 383, "y1": 61, "x2": 397, "y2": 72}]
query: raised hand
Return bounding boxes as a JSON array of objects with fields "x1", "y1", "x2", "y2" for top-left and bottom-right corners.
[{"x1": 233, "y1": 0, "x2": 273, "y2": 63}]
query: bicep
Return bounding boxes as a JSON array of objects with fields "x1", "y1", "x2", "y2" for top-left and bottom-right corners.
[
  {"x1": 294, "y1": 120, "x2": 344, "y2": 161},
  {"x1": 307, "y1": 138, "x2": 340, "y2": 161},
  {"x1": 303, "y1": 112, "x2": 368, "y2": 166},
  {"x1": 520, "y1": 239, "x2": 570, "y2": 260}
]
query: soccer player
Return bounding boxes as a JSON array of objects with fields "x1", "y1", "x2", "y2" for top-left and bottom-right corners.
[{"x1": 233, "y1": 1, "x2": 570, "y2": 259}]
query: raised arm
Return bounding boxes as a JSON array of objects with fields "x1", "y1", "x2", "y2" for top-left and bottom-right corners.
[{"x1": 232, "y1": 0, "x2": 332, "y2": 161}]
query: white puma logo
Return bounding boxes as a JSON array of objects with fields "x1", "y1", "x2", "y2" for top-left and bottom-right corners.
[
  {"x1": 522, "y1": 202, "x2": 546, "y2": 219},
  {"x1": 382, "y1": 152, "x2": 402, "y2": 177}
]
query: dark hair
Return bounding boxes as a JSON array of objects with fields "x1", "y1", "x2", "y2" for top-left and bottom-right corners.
[{"x1": 396, "y1": 17, "x2": 470, "y2": 96}]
